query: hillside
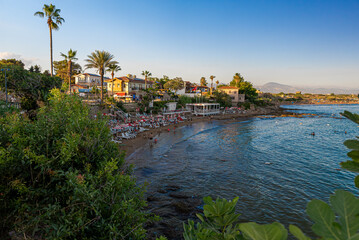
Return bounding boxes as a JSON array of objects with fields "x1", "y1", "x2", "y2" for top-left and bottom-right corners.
[{"x1": 257, "y1": 82, "x2": 359, "y2": 94}]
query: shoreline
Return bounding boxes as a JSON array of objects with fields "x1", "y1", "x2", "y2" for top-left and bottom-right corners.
[
  {"x1": 121, "y1": 103, "x2": 353, "y2": 239},
  {"x1": 120, "y1": 100, "x2": 357, "y2": 159},
  {"x1": 121, "y1": 105, "x2": 286, "y2": 158}
]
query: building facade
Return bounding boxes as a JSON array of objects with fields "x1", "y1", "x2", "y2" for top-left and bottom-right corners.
[
  {"x1": 218, "y1": 86, "x2": 245, "y2": 106},
  {"x1": 105, "y1": 75, "x2": 153, "y2": 99},
  {"x1": 74, "y1": 73, "x2": 109, "y2": 87}
]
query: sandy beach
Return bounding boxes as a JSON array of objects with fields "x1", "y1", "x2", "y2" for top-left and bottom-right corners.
[{"x1": 120, "y1": 105, "x2": 286, "y2": 158}]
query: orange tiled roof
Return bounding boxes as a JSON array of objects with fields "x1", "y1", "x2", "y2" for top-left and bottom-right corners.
[
  {"x1": 219, "y1": 86, "x2": 239, "y2": 89},
  {"x1": 105, "y1": 76, "x2": 153, "y2": 84}
]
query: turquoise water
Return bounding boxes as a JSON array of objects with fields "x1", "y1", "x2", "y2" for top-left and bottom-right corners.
[{"x1": 128, "y1": 104, "x2": 359, "y2": 235}]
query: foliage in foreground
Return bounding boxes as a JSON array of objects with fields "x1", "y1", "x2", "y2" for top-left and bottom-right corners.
[
  {"x1": 0, "y1": 90, "x2": 152, "y2": 239},
  {"x1": 183, "y1": 190, "x2": 359, "y2": 240},
  {"x1": 182, "y1": 110, "x2": 359, "y2": 240}
]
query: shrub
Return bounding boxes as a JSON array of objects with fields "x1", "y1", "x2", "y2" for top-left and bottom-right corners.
[{"x1": 0, "y1": 89, "x2": 152, "y2": 239}]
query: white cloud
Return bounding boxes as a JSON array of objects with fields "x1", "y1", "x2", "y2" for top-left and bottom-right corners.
[{"x1": 0, "y1": 52, "x2": 39, "y2": 66}]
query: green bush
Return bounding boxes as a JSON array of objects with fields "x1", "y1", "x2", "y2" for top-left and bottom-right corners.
[
  {"x1": 238, "y1": 102, "x2": 250, "y2": 110},
  {"x1": 115, "y1": 100, "x2": 127, "y2": 113},
  {"x1": 0, "y1": 89, "x2": 153, "y2": 239},
  {"x1": 0, "y1": 101, "x2": 19, "y2": 117},
  {"x1": 0, "y1": 66, "x2": 62, "y2": 111}
]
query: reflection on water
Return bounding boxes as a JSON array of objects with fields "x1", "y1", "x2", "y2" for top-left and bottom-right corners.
[{"x1": 128, "y1": 104, "x2": 359, "y2": 236}]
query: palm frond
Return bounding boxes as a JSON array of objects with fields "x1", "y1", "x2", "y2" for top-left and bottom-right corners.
[{"x1": 34, "y1": 11, "x2": 44, "y2": 17}]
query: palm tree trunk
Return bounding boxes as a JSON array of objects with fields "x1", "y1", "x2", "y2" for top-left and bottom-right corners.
[
  {"x1": 49, "y1": 25, "x2": 53, "y2": 77},
  {"x1": 211, "y1": 79, "x2": 213, "y2": 95},
  {"x1": 145, "y1": 76, "x2": 147, "y2": 90},
  {"x1": 100, "y1": 71, "x2": 104, "y2": 103},
  {"x1": 111, "y1": 72, "x2": 114, "y2": 96},
  {"x1": 68, "y1": 60, "x2": 72, "y2": 94}
]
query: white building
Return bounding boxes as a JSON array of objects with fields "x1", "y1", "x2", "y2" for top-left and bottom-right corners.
[
  {"x1": 186, "y1": 103, "x2": 220, "y2": 116},
  {"x1": 165, "y1": 102, "x2": 177, "y2": 112},
  {"x1": 74, "y1": 73, "x2": 109, "y2": 87}
]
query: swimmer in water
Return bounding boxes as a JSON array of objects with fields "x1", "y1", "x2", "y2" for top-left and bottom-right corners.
[{"x1": 310, "y1": 132, "x2": 315, "y2": 136}]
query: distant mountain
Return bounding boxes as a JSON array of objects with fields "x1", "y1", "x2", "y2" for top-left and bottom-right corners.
[
  {"x1": 257, "y1": 82, "x2": 359, "y2": 94},
  {"x1": 257, "y1": 82, "x2": 298, "y2": 94}
]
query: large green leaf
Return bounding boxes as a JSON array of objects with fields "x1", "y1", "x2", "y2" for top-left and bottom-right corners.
[
  {"x1": 239, "y1": 222, "x2": 288, "y2": 240},
  {"x1": 330, "y1": 190, "x2": 359, "y2": 239},
  {"x1": 306, "y1": 199, "x2": 341, "y2": 239},
  {"x1": 341, "y1": 111, "x2": 359, "y2": 125},
  {"x1": 307, "y1": 190, "x2": 359, "y2": 240},
  {"x1": 344, "y1": 140, "x2": 359, "y2": 151},
  {"x1": 348, "y1": 150, "x2": 359, "y2": 162},
  {"x1": 289, "y1": 225, "x2": 311, "y2": 240},
  {"x1": 355, "y1": 175, "x2": 359, "y2": 189},
  {"x1": 341, "y1": 161, "x2": 359, "y2": 173}
]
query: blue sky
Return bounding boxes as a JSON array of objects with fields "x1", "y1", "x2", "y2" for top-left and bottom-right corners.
[{"x1": 0, "y1": 0, "x2": 358, "y2": 87}]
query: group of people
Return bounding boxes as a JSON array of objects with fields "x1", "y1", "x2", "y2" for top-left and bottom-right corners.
[{"x1": 107, "y1": 112, "x2": 191, "y2": 143}]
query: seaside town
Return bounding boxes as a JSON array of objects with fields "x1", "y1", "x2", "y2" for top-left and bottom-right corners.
[{"x1": 2, "y1": 1, "x2": 359, "y2": 240}]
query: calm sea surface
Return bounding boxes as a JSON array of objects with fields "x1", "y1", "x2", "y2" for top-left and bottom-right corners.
[{"x1": 128, "y1": 104, "x2": 359, "y2": 235}]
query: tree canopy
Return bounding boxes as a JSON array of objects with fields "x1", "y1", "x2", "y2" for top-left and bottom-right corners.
[
  {"x1": 0, "y1": 65, "x2": 62, "y2": 110},
  {"x1": 54, "y1": 60, "x2": 82, "y2": 82},
  {"x1": 0, "y1": 59, "x2": 25, "y2": 69},
  {"x1": 229, "y1": 73, "x2": 258, "y2": 102},
  {"x1": 164, "y1": 77, "x2": 184, "y2": 92}
]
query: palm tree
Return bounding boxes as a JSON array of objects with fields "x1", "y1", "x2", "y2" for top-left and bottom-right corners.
[
  {"x1": 107, "y1": 64, "x2": 121, "y2": 95},
  {"x1": 141, "y1": 70, "x2": 152, "y2": 89},
  {"x1": 233, "y1": 73, "x2": 243, "y2": 87},
  {"x1": 60, "y1": 49, "x2": 78, "y2": 93},
  {"x1": 200, "y1": 77, "x2": 207, "y2": 86},
  {"x1": 216, "y1": 80, "x2": 219, "y2": 88},
  {"x1": 34, "y1": 4, "x2": 64, "y2": 77},
  {"x1": 210, "y1": 75, "x2": 216, "y2": 95},
  {"x1": 85, "y1": 50, "x2": 118, "y2": 103}
]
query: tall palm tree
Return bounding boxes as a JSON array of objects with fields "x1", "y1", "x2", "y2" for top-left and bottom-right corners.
[
  {"x1": 60, "y1": 49, "x2": 78, "y2": 93},
  {"x1": 34, "y1": 4, "x2": 64, "y2": 77},
  {"x1": 107, "y1": 64, "x2": 121, "y2": 95},
  {"x1": 85, "y1": 50, "x2": 118, "y2": 103},
  {"x1": 210, "y1": 75, "x2": 216, "y2": 95},
  {"x1": 216, "y1": 80, "x2": 219, "y2": 89},
  {"x1": 141, "y1": 70, "x2": 152, "y2": 89}
]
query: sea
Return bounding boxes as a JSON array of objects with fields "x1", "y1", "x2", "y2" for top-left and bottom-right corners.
[{"x1": 127, "y1": 104, "x2": 359, "y2": 236}]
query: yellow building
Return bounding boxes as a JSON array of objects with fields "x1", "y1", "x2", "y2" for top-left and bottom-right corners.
[{"x1": 105, "y1": 75, "x2": 153, "y2": 99}]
